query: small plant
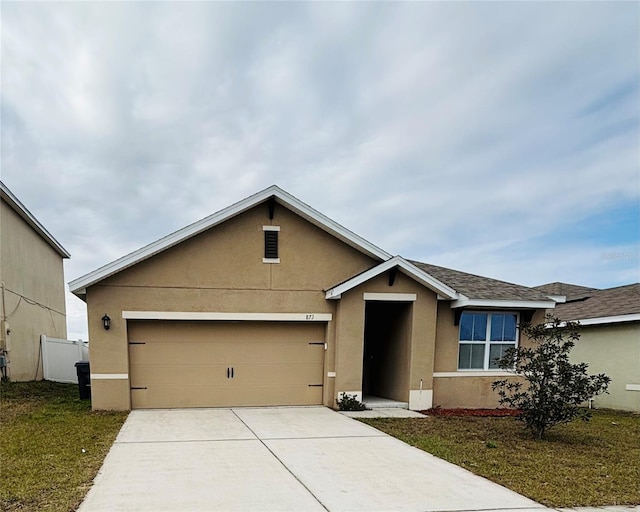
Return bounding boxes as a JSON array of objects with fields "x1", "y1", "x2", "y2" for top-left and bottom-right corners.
[
  {"x1": 336, "y1": 393, "x2": 367, "y2": 411},
  {"x1": 492, "y1": 316, "x2": 610, "y2": 440},
  {"x1": 485, "y1": 440, "x2": 498, "y2": 449}
]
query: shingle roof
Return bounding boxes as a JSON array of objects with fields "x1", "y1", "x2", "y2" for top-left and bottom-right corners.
[
  {"x1": 534, "y1": 282, "x2": 598, "y2": 300},
  {"x1": 409, "y1": 261, "x2": 551, "y2": 301},
  {"x1": 552, "y1": 283, "x2": 640, "y2": 321}
]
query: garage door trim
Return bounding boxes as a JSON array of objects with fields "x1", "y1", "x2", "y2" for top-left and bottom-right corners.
[{"x1": 123, "y1": 311, "x2": 332, "y2": 321}]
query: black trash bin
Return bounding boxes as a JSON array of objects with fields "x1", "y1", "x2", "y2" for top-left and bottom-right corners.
[{"x1": 75, "y1": 361, "x2": 91, "y2": 400}]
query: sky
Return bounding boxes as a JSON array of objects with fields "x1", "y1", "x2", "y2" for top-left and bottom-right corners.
[{"x1": 1, "y1": 2, "x2": 639, "y2": 341}]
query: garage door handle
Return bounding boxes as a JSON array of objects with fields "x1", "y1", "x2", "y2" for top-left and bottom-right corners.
[
  {"x1": 231, "y1": 367, "x2": 234, "y2": 378},
  {"x1": 227, "y1": 367, "x2": 230, "y2": 379}
]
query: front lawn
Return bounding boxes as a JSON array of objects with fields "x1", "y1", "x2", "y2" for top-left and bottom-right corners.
[
  {"x1": 0, "y1": 381, "x2": 128, "y2": 512},
  {"x1": 362, "y1": 409, "x2": 639, "y2": 508}
]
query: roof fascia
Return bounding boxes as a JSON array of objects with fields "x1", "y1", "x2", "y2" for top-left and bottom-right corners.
[
  {"x1": 451, "y1": 296, "x2": 556, "y2": 310},
  {"x1": 69, "y1": 185, "x2": 391, "y2": 296},
  {"x1": 325, "y1": 256, "x2": 458, "y2": 300},
  {"x1": 272, "y1": 188, "x2": 391, "y2": 261},
  {"x1": 558, "y1": 313, "x2": 640, "y2": 327},
  {"x1": 0, "y1": 181, "x2": 71, "y2": 258}
]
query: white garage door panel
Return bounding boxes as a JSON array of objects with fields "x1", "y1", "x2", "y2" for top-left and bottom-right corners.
[{"x1": 128, "y1": 321, "x2": 325, "y2": 409}]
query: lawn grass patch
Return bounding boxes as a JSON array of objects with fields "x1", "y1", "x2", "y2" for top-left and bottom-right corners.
[
  {"x1": 1, "y1": 380, "x2": 128, "y2": 512},
  {"x1": 362, "y1": 409, "x2": 639, "y2": 508}
]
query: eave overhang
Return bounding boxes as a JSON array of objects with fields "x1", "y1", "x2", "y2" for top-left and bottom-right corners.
[
  {"x1": 325, "y1": 256, "x2": 458, "y2": 300},
  {"x1": 451, "y1": 295, "x2": 557, "y2": 310},
  {"x1": 1, "y1": 181, "x2": 70, "y2": 258},
  {"x1": 557, "y1": 313, "x2": 640, "y2": 327},
  {"x1": 69, "y1": 185, "x2": 392, "y2": 299}
]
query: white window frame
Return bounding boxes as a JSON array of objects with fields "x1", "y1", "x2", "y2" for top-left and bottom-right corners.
[{"x1": 457, "y1": 311, "x2": 520, "y2": 371}]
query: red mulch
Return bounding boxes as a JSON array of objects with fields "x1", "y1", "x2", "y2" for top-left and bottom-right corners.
[{"x1": 421, "y1": 408, "x2": 521, "y2": 417}]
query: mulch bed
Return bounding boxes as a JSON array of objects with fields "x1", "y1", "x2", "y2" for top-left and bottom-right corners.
[{"x1": 421, "y1": 407, "x2": 521, "y2": 417}]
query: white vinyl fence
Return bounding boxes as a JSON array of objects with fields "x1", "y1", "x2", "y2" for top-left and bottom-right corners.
[{"x1": 41, "y1": 335, "x2": 89, "y2": 384}]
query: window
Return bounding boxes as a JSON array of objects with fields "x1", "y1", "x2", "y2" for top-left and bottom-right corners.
[{"x1": 458, "y1": 312, "x2": 517, "y2": 370}]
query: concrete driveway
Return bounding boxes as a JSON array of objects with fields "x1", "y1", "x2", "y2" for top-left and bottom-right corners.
[{"x1": 78, "y1": 406, "x2": 545, "y2": 512}]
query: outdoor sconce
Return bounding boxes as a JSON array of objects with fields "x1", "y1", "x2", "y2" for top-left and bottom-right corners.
[{"x1": 102, "y1": 314, "x2": 111, "y2": 331}]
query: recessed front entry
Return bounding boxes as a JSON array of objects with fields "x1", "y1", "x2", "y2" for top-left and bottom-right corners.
[
  {"x1": 128, "y1": 320, "x2": 325, "y2": 409},
  {"x1": 362, "y1": 301, "x2": 412, "y2": 402}
]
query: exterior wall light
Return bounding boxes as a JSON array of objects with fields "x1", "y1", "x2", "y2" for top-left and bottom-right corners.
[{"x1": 102, "y1": 314, "x2": 111, "y2": 330}]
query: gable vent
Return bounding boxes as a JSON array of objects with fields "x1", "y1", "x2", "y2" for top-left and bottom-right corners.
[{"x1": 264, "y1": 230, "x2": 279, "y2": 259}]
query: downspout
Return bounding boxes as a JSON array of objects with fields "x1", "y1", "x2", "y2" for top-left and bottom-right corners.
[{"x1": 0, "y1": 281, "x2": 6, "y2": 350}]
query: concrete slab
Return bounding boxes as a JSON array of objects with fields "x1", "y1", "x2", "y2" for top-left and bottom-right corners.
[
  {"x1": 341, "y1": 408, "x2": 426, "y2": 418},
  {"x1": 80, "y1": 406, "x2": 547, "y2": 512},
  {"x1": 116, "y1": 408, "x2": 255, "y2": 443},
  {"x1": 234, "y1": 405, "x2": 386, "y2": 439},
  {"x1": 557, "y1": 508, "x2": 640, "y2": 512},
  {"x1": 363, "y1": 395, "x2": 409, "y2": 408},
  {"x1": 78, "y1": 439, "x2": 325, "y2": 512},
  {"x1": 265, "y1": 435, "x2": 544, "y2": 512}
]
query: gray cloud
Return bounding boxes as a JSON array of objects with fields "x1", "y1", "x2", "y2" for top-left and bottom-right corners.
[{"x1": 2, "y1": 2, "x2": 638, "y2": 340}]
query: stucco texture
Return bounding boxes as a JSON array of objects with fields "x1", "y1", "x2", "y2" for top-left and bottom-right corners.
[
  {"x1": 0, "y1": 200, "x2": 67, "y2": 380},
  {"x1": 570, "y1": 322, "x2": 640, "y2": 412}
]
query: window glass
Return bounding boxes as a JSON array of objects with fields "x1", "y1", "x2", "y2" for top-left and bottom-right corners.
[
  {"x1": 459, "y1": 312, "x2": 518, "y2": 370},
  {"x1": 490, "y1": 313, "x2": 517, "y2": 341},
  {"x1": 459, "y1": 313, "x2": 474, "y2": 341},
  {"x1": 489, "y1": 343, "x2": 515, "y2": 369},
  {"x1": 460, "y1": 312, "x2": 487, "y2": 341},
  {"x1": 503, "y1": 314, "x2": 517, "y2": 341},
  {"x1": 490, "y1": 314, "x2": 505, "y2": 341},
  {"x1": 473, "y1": 313, "x2": 487, "y2": 341},
  {"x1": 459, "y1": 344, "x2": 485, "y2": 369}
]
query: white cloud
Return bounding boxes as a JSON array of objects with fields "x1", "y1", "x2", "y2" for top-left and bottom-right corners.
[{"x1": 1, "y1": 2, "x2": 638, "y2": 339}]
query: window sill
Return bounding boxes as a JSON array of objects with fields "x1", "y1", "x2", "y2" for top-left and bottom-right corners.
[
  {"x1": 262, "y1": 258, "x2": 280, "y2": 264},
  {"x1": 433, "y1": 371, "x2": 515, "y2": 378}
]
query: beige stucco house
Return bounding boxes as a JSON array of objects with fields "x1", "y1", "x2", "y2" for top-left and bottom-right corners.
[
  {"x1": 537, "y1": 282, "x2": 640, "y2": 412},
  {"x1": 70, "y1": 186, "x2": 556, "y2": 411},
  {"x1": 0, "y1": 182, "x2": 70, "y2": 381}
]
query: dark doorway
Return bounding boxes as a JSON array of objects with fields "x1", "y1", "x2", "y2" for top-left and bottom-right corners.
[{"x1": 362, "y1": 301, "x2": 412, "y2": 402}]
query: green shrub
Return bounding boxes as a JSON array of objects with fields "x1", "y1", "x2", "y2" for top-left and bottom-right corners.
[
  {"x1": 336, "y1": 393, "x2": 367, "y2": 411},
  {"x1": 492, "y1": 316, "x2": 610, "y2": 439}
]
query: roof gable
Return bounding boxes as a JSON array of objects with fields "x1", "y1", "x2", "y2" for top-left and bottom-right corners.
[
  {"x1": 325, "y1": 256, "x2": 458, "y2": 300},
  {"x1": 69, "y1": 185, "x2": 390, "y2": 297},
  {"x1": 0, "y1": 181, "x2": 70, "y2": 258}
]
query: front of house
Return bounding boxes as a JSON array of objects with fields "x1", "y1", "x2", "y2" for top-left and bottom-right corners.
[{"x1": 70, "y1": 186, "x2": 555, "y2": 411}]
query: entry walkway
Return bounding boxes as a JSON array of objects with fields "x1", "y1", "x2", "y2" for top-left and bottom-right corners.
[{"x1": 76, "y1": 406, "x2": 593, "y2": 512}]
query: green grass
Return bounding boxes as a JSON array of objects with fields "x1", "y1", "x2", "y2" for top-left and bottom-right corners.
[
  {"x1": 362, "y1": 410, "x2": 640, "y2": 508},
  {"x1": 1, "y1": 380, "x2": 128, "y2": 512}
]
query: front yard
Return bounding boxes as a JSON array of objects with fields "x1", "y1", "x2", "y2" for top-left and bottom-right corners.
[
  {"x1": 362, "y1": 409, "x2": 640, "y2": 508},
  {"x1": 2, "y1": 381, "x2": 637, "y2": 510},
  {"x1": 0, "y1": 381, "x2": 128, "y2": 512}
]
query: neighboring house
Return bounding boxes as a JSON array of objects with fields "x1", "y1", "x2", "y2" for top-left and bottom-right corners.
[
  {"x1": 536, "y1": 282, "x2": 640, "y2": 412},
  {"x1": 69, "y1": 186, "x2": 556, "y2": 411},
  {"x1": 0, "y1": 181, "x2": 70, "y2": 381}
]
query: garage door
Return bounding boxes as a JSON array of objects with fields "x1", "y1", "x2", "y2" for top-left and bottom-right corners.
[{"x1": 128, "y1": 321, "x2": 325, "y2": 409}]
